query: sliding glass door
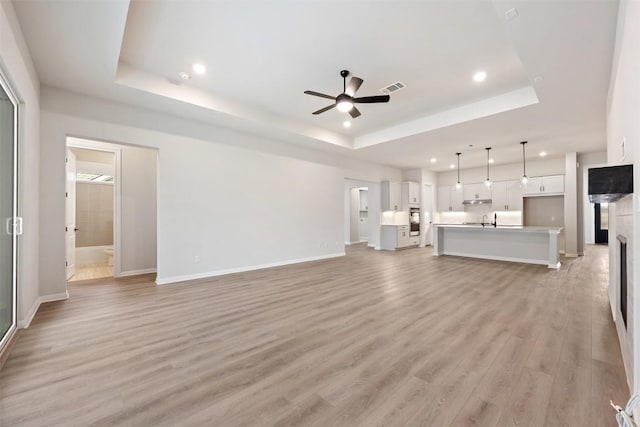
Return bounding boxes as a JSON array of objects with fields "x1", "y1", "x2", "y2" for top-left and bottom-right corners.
[{"x1": 0, "y1": 73, "x2": 17, "y2": 351}]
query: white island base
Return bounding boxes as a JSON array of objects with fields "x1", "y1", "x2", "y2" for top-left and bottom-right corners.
[{"x1": 433, "y1": 225, "x2": 563, "y2": 269}]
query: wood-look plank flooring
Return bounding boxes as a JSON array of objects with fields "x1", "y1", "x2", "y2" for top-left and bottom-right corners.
[{"x1": 0, "y1": 244, "x2": 629, "y2": 426}]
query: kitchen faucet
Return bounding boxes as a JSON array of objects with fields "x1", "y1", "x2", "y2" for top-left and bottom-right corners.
[{"x1": 482, "y1": 213, "x2": 498, "y2": 227}]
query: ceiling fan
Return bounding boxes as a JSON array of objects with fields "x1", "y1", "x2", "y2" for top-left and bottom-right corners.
[{"x1": 304, "y1": 70, "x2": 390, "y2": 118}]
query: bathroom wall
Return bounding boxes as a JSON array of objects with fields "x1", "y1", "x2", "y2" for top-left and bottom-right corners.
[{"x1": 75, "y1": 182, "x2": 113, "y2": 247}]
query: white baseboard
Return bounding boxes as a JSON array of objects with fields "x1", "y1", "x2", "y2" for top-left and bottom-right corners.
[
  {"x1": 564, "y1": 253, "x2": 579, "y2": 258},
  {"x1": 41, "y1": 291, "x2": 69, "y2": 303},
  {"x1": 116, "y1": 268, "x2": 157, "y2": 278},
  {"x1": 156, "y1": 252, "x2": 345, "y2": 285},
  {"x1": 18, "y1": 298, "x2": 41, "y2": 329},
  {"x1": 18, "y1": 291, "x2": 69, "y2": 329}
]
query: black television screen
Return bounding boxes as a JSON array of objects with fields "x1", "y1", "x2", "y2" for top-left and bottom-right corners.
[{"x1": 588, "y1": 165, "x2": 633, "y2": 203}]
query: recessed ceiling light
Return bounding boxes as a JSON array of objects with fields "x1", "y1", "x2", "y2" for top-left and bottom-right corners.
[
  {"x1": 430, "y1": 158, "x2": 437, "y2": 163},
  {"x1": 343, "y1": 120, "x2": 351, "y2": 128},
  {"x1": 179, "y1": 71, "x2": 191, "y2": 81},
  {"x1": 473, "y1": 71, "x2": 487, "y2": 82},
  {"x1": 192, "y1": 63, "x2": 206, "y2": 75},
  {"x1": 539, "y1": 151, "x2": 547, "y2": 157},
  {"x1": 449, "y1": 164, "x2": 455, "y2": 169},
  {"x1": 488, "y1": 158, "x2": 495, "y2": 164}
]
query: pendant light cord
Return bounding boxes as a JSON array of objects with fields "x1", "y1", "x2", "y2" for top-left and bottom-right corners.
[
  {"x1": 456, "y1": 152, "x2": 461, "y2": 183},
  {"x1": 486, "y1": 147, "x2": 491, "y2": 181},
  {"x1": 521, "y1": 141, "x2": 527, "y2": 176}
]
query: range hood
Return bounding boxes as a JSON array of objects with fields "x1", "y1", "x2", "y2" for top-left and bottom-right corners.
[
  {"x1": 588, "y1": 165, "x2": 633, "y2": 203},
  {"x1": 462, "y1": 199, "x2": 492, "y2": 205}
]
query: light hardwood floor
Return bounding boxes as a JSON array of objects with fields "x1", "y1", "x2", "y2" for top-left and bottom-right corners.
[{"x1": 0, "y1": 244, "x2": 629, "y2": 426}]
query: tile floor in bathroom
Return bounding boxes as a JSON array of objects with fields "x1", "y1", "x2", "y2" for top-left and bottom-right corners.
[{"x1": 68, "y1": 264, "x2": 113, "y2": 282}]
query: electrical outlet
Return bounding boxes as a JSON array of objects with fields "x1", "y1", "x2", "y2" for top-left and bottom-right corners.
[{"x1": 194, "y1": 255, "x2": 200, "y2": 263}]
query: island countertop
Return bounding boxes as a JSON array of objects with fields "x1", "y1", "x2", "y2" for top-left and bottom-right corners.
[
  {"x1": 433, "y1": 224, "x2": 563, "y2": 233},
  {"x1": 433, "y1": 224, "x2": 562, "y2": 269}
]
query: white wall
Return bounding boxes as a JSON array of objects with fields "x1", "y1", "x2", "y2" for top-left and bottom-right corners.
[
  {"x1": 0, "y1": 0, "x2": 42, "y2": 324},
  {"x1": 39, "y1": 87, "x2": 401, "y2": 293},
  {"x1": 606, "y1": 0, "x2": 640, "y2": 393},
  {"x1": 120, "y1": 144, "x2": 157, "y2": 274},
  {"x1": 564, "y1": 152, "x2": 578, "y2": 256}
]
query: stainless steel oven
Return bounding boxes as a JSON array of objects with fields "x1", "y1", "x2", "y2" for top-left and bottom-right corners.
[{"x1": 410, "y1": 208, "x2": 420, "y2": 236}]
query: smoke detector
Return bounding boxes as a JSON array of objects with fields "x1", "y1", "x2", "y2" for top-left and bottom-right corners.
[{"x1": 380, "y1": 81, "x2": 405, "y2": 95}]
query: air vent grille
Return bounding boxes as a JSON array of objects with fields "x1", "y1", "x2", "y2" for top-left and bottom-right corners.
[{"x1": 380, "y1": 81, "x2": 405, "y2": 95}]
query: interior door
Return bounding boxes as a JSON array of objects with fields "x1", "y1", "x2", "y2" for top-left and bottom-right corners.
[
  {"x1": 0, "y1": 74, "x2": 17, "y2": 350},
  {"x1": 594, "y1": 203, "x2": 609, "y2": 244},
  {"x1": 65, "y1": 149, "x2": 77, "y2": 279}
]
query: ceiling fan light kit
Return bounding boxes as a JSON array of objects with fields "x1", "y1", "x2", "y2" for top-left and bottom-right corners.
[{"x1": 304, "y1": 70, "x2": 390, "y2": 119}]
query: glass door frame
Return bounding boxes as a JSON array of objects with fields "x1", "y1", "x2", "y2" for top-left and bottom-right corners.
[{"x1": 0, "y1": 67, "x2": 18, "y2": 353}]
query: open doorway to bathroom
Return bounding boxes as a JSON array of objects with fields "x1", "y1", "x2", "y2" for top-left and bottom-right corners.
[
  {"x1": 66, "y1": 146, "x2": 116, "y2": 282},
  {"x1": 65, "y1": 137, "x2": 158, "y2": 283}
]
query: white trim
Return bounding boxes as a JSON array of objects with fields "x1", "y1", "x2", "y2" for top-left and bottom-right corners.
[
  {"x1": 40, "y1": 291, "x2": 69, "y2": 303},
  {"x1": 17, "y1": 296, "x2": 41, "y2": 329},
  {"x1": 565, "y1": 253, "x2": 579, "y2": 258},
  {"x1": 17, "y1": 292, "x2": 69, "y2": 329},
  {"x1": 117, "y1": 268, "x2": 157, "y2": 277},
  {"x1": 156, "y1": 252, "x2": 345, "y2": 285}
]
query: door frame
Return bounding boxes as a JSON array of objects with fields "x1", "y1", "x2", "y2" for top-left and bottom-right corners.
[
  {"x1": 66, "y1": 138, "x2": 122, "y2": 278},
  {"x1": 0, "y1": 67, "x2": 19, "y2": 353}
]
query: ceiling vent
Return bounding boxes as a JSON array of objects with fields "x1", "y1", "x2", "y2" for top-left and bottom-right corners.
[{"x1": 380, "y1": 81, "x2": 405, "y2": 95}]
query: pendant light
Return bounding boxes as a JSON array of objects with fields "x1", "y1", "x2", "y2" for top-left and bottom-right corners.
[
  {"x1": 484, "y1": 147, "x2": 492, "y2": 188},
  {"x1": 520, "y1": 141, "x2": 528, "y2": 185},
  {"x1": 455, "y1": 152, "x2": 462, "y2": 190}
]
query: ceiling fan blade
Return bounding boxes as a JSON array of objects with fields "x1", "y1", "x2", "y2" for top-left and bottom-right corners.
[
  {"x1": 313, "y1": 104, "x2": 336, "y2": 115},
  {"x1": 349, "y1": 106, "x2": 361, "y2": 118},
  {"x1": 304, "y1": 90, "x2": 336, "y2": 100},
  {"x1": 354, "y1": 95, "x2": 391, "y2": 103},
  {"x1": 345, "y1": 77, "x2": 363, "y2": 96}
]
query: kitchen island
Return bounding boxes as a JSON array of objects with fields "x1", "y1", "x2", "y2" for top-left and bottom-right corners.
[{"x1": 433, "y1": 224, "x2": 563, "y2": 269}]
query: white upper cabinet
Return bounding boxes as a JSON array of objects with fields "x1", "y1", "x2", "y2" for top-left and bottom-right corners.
[
  {"x1": 402, "y1": 181, "x2": 420, "y2": 206},
  {"x1": 492, "y1": 180, "x2": 523, "y2": 211},
  {"x1": 524, "y1": 175, "x2": 564, "y2": 196},
  {"x1": 463, "y1": 183, "x2": 491, "y2": 201},
  {"x1": 437, "y1": 186, "x2": 464, "y2": 212},
  {"x1": 381, "y1": 181, "x2": 402, "y2": 211}
]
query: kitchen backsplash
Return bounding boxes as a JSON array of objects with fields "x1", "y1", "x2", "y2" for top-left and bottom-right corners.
[
  {"x1": 436, "y1": 204, "x2": 522, "y2": 226},
  {"x1": 381, "y1": 211, "x2": 410, "y2": 225}
]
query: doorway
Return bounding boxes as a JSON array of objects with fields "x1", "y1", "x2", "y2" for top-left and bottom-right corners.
[
  {"x1": 594, "y1": 203, "x2": 609, "y2": 244},
  {"x1": 67, "y1": 147, "x2": 116, "y2": 281},
  {"x1": 65, "y1": 137, "x2": 158, "y2": 283}
]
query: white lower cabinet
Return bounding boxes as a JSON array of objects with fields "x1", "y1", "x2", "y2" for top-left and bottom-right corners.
[{"x1": 381, "y1": 225, "x2": 419, "y2": 250}]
